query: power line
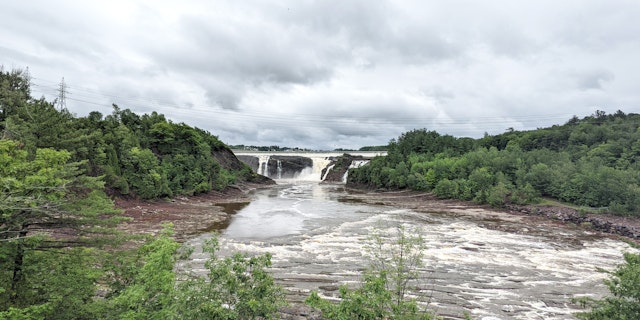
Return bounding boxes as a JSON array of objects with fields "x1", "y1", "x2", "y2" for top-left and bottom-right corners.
[{"x1": 28, "y1": 77, "x2": 580, "y2": 131}]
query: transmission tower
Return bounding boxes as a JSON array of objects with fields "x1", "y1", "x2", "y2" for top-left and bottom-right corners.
[{"x1": 57, "y1": 77, "x2": 67, "y2": 111}]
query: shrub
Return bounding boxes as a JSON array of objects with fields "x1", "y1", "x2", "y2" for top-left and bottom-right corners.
[
  {"x1": 306, "y1": 225, "x2": 439, "y2": 320},
  {"x1": 576, "y1": 253, "x2": 640, "y2": 319}
]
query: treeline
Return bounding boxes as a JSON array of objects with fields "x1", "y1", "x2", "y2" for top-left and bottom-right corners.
[
  {"x1": 1, "y1": 69, "x2": 260, "y2": 199},
  {"x1": 349, "y1": 111, "x2": 640, "y2": 214},
  {"x1": 358, "y1": 145, "x2": 389, "y2": 151},
  {"x1": 232, "y1": 144, "x2": 309, "y2": 152}
]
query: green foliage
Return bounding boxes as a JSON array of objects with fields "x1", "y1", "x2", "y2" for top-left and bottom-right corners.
[
  {"x1": 1, "y1": 220, "x2": 285, "y2": 320},
  {"x1": 306, "y1": 271, "x2": 433, "y2": 320},
  {"x1": 576, "y1": 253, "x2": 640, "y2": 319},
  {"x1": 359, "y1": 145, "x2": 389, "y2": 151},
  {"x1": 121, "y1": 147, "x2": 171, "y2": 199},
  {"x1": 1, "y1": 68, "x2": 282, "y2": 319},
  {"x1": 307, "y1": 225, "x2": 438, "y2": 320},
  {"x1": 0, "y1": 140, "x2": 122, "y2": 319},
  {"x1": 108, "y1": 228, "x2": 180, "y2": 320},
  {"x1": 175, "y1": 237, "x2": 285, "y2": 319},
  {"x1": 349, "y1": 111, "x2": 640, "y2": 214},
  {"x1": 434, "y1": 179, "x2": 458, "y2": 198},
  {"x1": 1, "y1": 69, "x2": 252, "y2": 200},
  {"x1": 106, "y1": 228, "x2": 284, "y2": 320},
  {"x1": 214, "y1": 168, "x2": 237, "y2": 191},
  {"x1": 0, "y1": 68, "x2": 31, "y2": 132},
  {"x1": 366, "y1": 226, "x2": 426, "y2": 308},
  {"x1": 0, "y1": 248, "x2": 105, "y2": 320}
]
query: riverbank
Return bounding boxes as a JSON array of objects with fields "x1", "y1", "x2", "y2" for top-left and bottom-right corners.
[
  {"x1": 341, "y1": 188, "x2": 640, "y2": 245},
  {"x1": 115, "y1": 182, "x2": 269, "y2": 242},
  {"x1": 114, "y1": 182, "x2": 640, "y2": 319},
  {"x1": 115, "y1": 183, "x2": 640, "y2": 244}
]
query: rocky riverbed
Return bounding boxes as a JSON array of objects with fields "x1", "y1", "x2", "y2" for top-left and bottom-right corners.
[
  {"x1": 339, "y1": 189, "x2": 640, "y2": 245},
  {"x1": 115, "y1": 184, "x2": 640, "y2": 319},
  {"x1": 116, "y1": 185, "x2": 640, "y2": 244},
  {"x1": 115, "y1": 183, "x2": 265, "y2": 241}
]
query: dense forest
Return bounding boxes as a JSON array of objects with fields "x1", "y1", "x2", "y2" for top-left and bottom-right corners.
[
  {"x1": 349, "y1": 111, "x2": 640, "y2": 215},
  {"x1": 0, "y1": 69, "x2": 264, "y2": 200}
]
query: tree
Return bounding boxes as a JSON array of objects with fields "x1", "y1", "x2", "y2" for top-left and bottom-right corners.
[
  {"x1": 0, "y1": 140, "x2": 123, "y2": 312},
  {"x1": 366, "y1": 225, "x2": 428, "y2": 310},
  {"x1": 121, "y1": 147, "x2": 171, "y2": 199},
  {"x1": 0, "y1": 247, "x2": 106, "y2": 319},
  {"x1": 0, "y1": 68, "x2": 31, "y2": 125},
  {"x1": 107, "y1": 227, "x2": 180, "y2": 320},
  {"x1": 576, "y1": 253, "x2": 640, "y2": 319},
  {"x1": 175, "y1": 237, "x2": 285, "y2": 319},
  {"x1": 468, "y1": 167, "x2": 494, "y2": 203},
  {"x1": 106, "y1": 227, "x2": 285, "y2": 320}
]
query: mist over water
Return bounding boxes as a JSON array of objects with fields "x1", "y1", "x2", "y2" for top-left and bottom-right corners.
[{"x1": 182, "y1": 182, "x2": 638, "y2": 320}]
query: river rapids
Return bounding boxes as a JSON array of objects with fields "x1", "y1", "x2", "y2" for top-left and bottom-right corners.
[{"x1": 180, "y1": 181, "x2": 638, "y2": 320}]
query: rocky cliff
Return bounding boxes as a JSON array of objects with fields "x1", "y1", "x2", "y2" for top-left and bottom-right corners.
[
  {"x1": 215, "y1": 147, "x2": 275, "y2": 185},
  {"x1": 321, "y1": 154, "x2": 369, "y2": 183},
  {"x1": 236, "y1": 155, "x2": 313, "y2": 179}
]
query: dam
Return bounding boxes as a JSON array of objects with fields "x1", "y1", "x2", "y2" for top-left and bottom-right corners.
[{"x1": 233, "y1": 151, "x2": 385, "y2": 182}]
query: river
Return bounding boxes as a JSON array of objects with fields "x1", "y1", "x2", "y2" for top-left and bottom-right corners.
[{"x1": 182, "y1": 181, "x2": 638, "y2": 320}]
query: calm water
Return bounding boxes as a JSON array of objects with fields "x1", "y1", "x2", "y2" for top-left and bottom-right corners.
[{"x1": 181, "y1": 181, "x2": 638, "y2": 320}]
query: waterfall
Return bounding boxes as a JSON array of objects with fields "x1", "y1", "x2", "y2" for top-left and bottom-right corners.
[
  {"x1": 235, "y1": 151, "x2": 384, "y2": 182},
  {"x1": 296, "y1": 157, "x2": 332, "y2": 181},
  {"x1": 321, "y1": 164, "x2": 335, "y2": 181},
  {"x1": 257, "y1": 155, "x2": 271, "y2": 177},
  {"x1": 276, "y1": 159, "x2": 282, "y2": 179},
  {"x1": 342, "y1": 160, "x2": 369, "y2": 183}
]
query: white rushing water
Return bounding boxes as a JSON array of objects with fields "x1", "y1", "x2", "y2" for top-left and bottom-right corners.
[
  {"x1": 295, "y1": 156, "x2": 332, "y2": 181},
  {"x1": 342, "y1": 159, "x2": 370, "y2": 182},
  {"x1": 182, "y1": 182, "x2": 638, "y2": 320},
  {"x1": 257, "y1": 154, "x2": 270, "y2": 176}
]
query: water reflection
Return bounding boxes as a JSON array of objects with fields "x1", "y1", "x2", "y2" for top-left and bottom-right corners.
[
  {"x1": 217, "y1": 201, "x2": 250, "y2": 215},
  {"x1": 199, "y1": 202, "x2": 250, "y2": 232}
]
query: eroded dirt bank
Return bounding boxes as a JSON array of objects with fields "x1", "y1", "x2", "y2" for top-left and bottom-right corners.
[{"x1": 115, "y1": 183, "x2": 268, "y2": 242}]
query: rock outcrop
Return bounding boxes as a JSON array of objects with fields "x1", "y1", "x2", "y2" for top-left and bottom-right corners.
[
  {"x1": 321, "y1": 154, "x2": 369, "y2": 183},
  {"x1": 269, "y1": 156, "x2": 313, "y2": 179},
  {"x1": 216, "y1": 148, "x2": 274, "y2": 184},
  {"x1": 237, "y1": 155, "x2": 313, "y2": 179},
  {"x1": 506, "y1": 204, "x2": 640, "y2": 240}
]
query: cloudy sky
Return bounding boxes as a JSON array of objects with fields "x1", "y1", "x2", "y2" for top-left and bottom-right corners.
[{"x1": 2, "y1": 1, "x2": 639, "y2": 150}]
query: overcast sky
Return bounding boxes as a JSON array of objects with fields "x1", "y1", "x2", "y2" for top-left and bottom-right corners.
[{"x1": 2, "y1": 1, "x2": 639, "y2": 150}]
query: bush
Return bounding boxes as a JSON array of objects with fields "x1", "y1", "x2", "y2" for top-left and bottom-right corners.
[
  {"x1": 306, "y1": 225, "x2": 439, "y2": 320},
  {"x1": 487, "y1": 182, "x2": 511, "y2": 207},
  {"x1": 576, "y1": 253, "x2": 640, "y2": 319},
  {"x1": 103, "y1": 227, "x2": 285, "y2": 320},
  {"x1": 175, "y1": 237, "x2": 285, "y2": 320},
  {"x1": 434, "y1": 179, "x2": 458, "y2": 199}
]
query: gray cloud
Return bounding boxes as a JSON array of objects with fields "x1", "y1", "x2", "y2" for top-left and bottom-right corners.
[
  {"x1": 576, "y1": 70, "x2": 615, "y2": 91},
  {"x1": 1, "y1": 0, "x2": 639, "y2": 150}
]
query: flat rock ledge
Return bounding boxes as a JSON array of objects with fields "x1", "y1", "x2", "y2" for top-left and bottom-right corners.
[{"x1": 506, "y1": 204, "x2": 640, "y2": 241}]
